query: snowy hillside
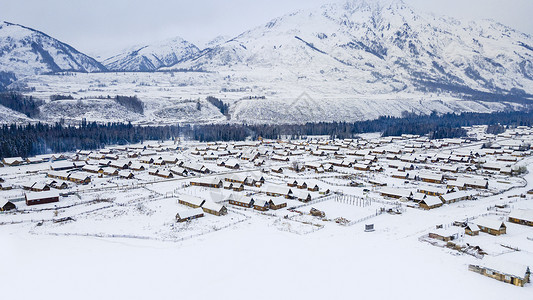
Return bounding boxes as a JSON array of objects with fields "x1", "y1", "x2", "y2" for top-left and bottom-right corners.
[
  {"x1": 0, "y1": 21, "x2": 106, "y2": 89},
  {"x1": 103, "y1": 37, "x2": 200, "y2": 71},
  {"x1": 168, "y1": 0, "x2": 533, "y2": 97}
]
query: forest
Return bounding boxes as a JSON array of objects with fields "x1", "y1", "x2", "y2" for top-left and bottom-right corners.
[{"x1": 0, "y1": 109, "x2": 532, "y2": 159}]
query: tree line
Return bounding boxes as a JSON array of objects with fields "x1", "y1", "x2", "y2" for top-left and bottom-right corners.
[{"x1": 0, "y1": 109, "x2": 532, "y2": 159}]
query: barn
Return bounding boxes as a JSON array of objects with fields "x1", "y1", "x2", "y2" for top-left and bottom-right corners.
[{"x1": 25, "y1": 191, "x2": 60, "y2": 206}]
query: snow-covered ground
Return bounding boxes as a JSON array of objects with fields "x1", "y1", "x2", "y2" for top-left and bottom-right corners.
[{"x1": 1, "y1": 126, "x2": 533, "y2": 299}]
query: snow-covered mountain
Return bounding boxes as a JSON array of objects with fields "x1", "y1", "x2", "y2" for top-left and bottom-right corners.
[
  {"x1": 103, "y1": 37, "x2": 200, "y2": 71},
  {"x1": 0, "y1": 21, "x2": 106, "y2": 90},
  {"x1": 168, "y1": 0, "x2": 533, "y2": 97}
]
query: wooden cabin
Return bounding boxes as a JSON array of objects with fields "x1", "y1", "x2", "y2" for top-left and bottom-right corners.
[
  {"x1": 2, "y1": 157, "x2": 24, "y2": 166},
  {"x1": 419, "y1": 196, "x2": 443, "y2": 210},
  {"x1": 465, "y1": 223, "x2": 480, "y2": 236},
  {"x1": 476, "y1": 217, "x2": 507, "y2": 236},
  {"x1": 178, "y1": 195, "x2": 205, "y2": 208},
  {"x1": 201, "y1": 201, "x2": 227, "y2": 216},
  {"x1": 508, "y1": 210, "x2": 533, "y2": 227},
  {"x1": 25, "y1": 191, "x2": 60, "y2": 206},
  {"x1": 190, "y1": 177, "x2": 222, "y2": 188},
  {"x1": 378, "y1": 187, "x2": 412, "y2": 200},
  {"x1": 0, "y1": 199, "x2": 16, "y2": 211},
  {"x1": 228, "y1": 196, "x2": 254, "y2": 208},
  {"x1": 269, "y1": 197, "x2": 287, "y2": 210},
  {"x1": 176, "y1": 208, "x2": 204, "y2": 222},
  {"x1": 68, "y1": 173, "x2": 91, "y2": 184},
  {"x1": 469, "y1": 258, "x2": 530, "y2": 287},
  {"x1": 253, "y1": 199, "x2": 270, "y2": 211},
  {"x1": 429, "y1": 228, "x2": 457, "y2": 242},
  {"x1": 118, "y1": 170, "x2": 135, "y2": 179}
]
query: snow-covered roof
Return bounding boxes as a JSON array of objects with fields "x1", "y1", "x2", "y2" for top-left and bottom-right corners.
[
  {"x1": 25, "y1": 190, "x2": 59, "y2": 201},
  {"x1": 178, "y1": 194, "x2": 205, "y2": 207},
  {"x1": 477, "y1": 257, "x2": 530, "y2": 280},
  {"x1": 421, "y1": 196, "x2": 442, "y2": 206},
  {"x1": 509, "y1": 209, "x2": 533, "y2": 223},
  {"x1": 475, "y1": 217, "x2": 505, "y2": 230},
  {"x1": 176, "y1": 208, "x2": 204, "y2": 219},
  {"x1": 202, "y1": 201, "x2": 224, "y2": 212}
]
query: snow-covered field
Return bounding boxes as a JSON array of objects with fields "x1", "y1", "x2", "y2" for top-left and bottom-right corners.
[{"x1": 1, "y1": 126, "x2": 533, "y2": 299}]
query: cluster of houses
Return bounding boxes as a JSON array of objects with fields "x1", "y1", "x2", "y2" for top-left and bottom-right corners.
[{"x1": 378, "y1": 184, "x2": 480, "y2": 210}]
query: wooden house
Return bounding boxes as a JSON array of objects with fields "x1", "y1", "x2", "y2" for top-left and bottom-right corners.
[
  {"x1": 440, "y1": 191, "x2": 474, "y2": 204},
  {"x1": 0, "y1": 198, "x2": 16, "y2": 211},
  {"x1": 175, "y1": 208, "x2": 204, "y2": 222},
  {"x1": 223, "y1": 182, "x2": 233, "y2": 190},
  {"x1": 378, "y1": 187, "x2": 412, "y2": 200},
  {"x1": 419, "y1": 173, "x2": 444, "y2": 184},
  {"x1": 183, "y1": 162, "x2": 210, "y2": 174},
  {"x1": 269, "y1": 197, "x2": 287, "y2": 210},
  {"x1": 469, "y1": 258, "x2": 531, "y2": 287},
  {"x1": 103, "y1": 167, "x2": 119, "y2": 176},
  {"x1": 190, "y1": 177, "x2": 222, "y2": 188},
  {"x1": 253, "y1": 198, "x2": 270, "y2": 211},
  {"x1": 228, "y1": 196, "x2": 254, "y2": 208},
  {"x1": 68, "y1": 173, "x2": 92, "y2": 184},
  {"x1": 271, "y1": 167, "x2": 283, "y2": 174},
  {"x1": 419, "y1": 196, "x2": 443, "y2": 210},
  {"x1": 417, "y1": 186, "x2": 449, "y2": 196},
  {"x1": 178, "y1": 195, "x2": 205, "y2": 208},
  {"x1": 476, "y1": 217, "x2": 507, "y2": 236},
  {"x1": 465, "y1": 223, "x2": 480, "y2": 236},
  {"x1": 232, "y1": 183, "x2": 245, "y2": 192},
  {"x1": 201, "y1": 201, "x2": 227, "y2": 216},
  {"x1": 429, "y1": 228, "x2": 458, "y2": 241},
  {"x1": 264, "y1": 185, "x2": 293, "y2": 198},
  {"x1": 294, "y1": 190, "x2": 312, "y2": 202},
  {"x1": 118, "y1": 170, "x2": 135, "y2": 179},
  {"x1": 25, "y1": 191, "x2": 59, "y2": 206},
  {"x1": 508, "y1": 210, "x2": 533, "y2": 227},
  {"x1": 83, "y1": 165, "x2": 104, "y2": 174},
  {"x1": 129, "y1": 163, "x2": 146, "y2": 171},
  {"x1": 170, "y1": 167, "x2": 188, "y2": 177},
  {"x1": 3, "y1": 157, "x2": 24, "y2": 166}
]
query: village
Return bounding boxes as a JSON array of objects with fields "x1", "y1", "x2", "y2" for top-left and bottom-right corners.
[{"x1": 1, "y1": 124, "x2": 533, "y2": 289}]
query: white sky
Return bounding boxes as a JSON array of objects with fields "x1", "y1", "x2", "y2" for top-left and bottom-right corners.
[{"x1": 2, "y1": 0, "x2": 532, "y2": 59}]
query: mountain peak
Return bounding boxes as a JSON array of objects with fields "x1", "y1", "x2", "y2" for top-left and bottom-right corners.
[
  {"x1": 103, "y1": 36, "x2": 200, "y2": 71},
  {"x1": 0, "y1": 21, "x2": 105, "y2": 90}
]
